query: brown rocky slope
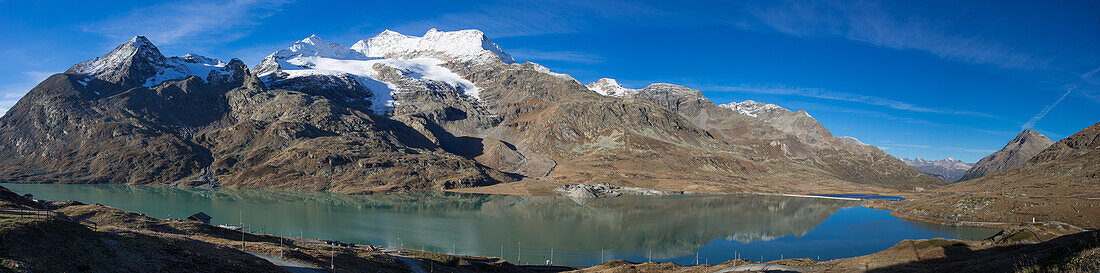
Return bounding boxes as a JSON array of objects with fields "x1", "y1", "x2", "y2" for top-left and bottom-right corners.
[{"x1": 958, "y1": 129, "x2": 1054, "y2": 182}]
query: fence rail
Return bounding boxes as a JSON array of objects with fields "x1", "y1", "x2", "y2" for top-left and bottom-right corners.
[{"x1": 0, "y1": 205, "x2": 98, "y2": 231}]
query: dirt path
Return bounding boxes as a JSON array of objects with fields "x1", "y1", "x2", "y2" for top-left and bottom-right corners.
[
  {"x1": 245, "y1": 251, "x2": 328, "y2": 273},
  {"x1": 712, "y1": 263, "x2": 811, "y2": 272},
  {"x1": 379, "y1": 249, "x2": 427, "y2": 273}
]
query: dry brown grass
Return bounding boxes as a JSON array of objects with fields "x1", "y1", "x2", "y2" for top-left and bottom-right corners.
[{"x1": 817, "y1": 230, "x2": 1100, "y2": 272}]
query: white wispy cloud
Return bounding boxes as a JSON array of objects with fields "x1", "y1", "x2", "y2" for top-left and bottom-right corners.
[
  {"x1": 1021, "y1": 66, "x2": 1100, "y2": 129},
  {"x1": 791, "y1": 101, "x2": 1021, "y2": 140},
  {"x1": 891, "y1": 143, "x2": 932, "y2": 149},
  {"x1": 1082, "y1": 66, "x2": 1100, "y2": 83},
  {"x1": 705, "y1": 84, "x2": 994, "y2": 117},
  {"x1": 82, "y1": 0, "x2": 291, "y2": 47},
  {"x1": 507, "y1": 49, "x2": 604, "y2": 64},
  {"x1": 741, "y1": 0, "x2": 1050, "y2": 70},
  {"x1": 1077, "y1": 66, "x2": 1100, "y2": 103},
  {"x1": 1022, "y1": 84, "x2": 1076, "y2": 129}
]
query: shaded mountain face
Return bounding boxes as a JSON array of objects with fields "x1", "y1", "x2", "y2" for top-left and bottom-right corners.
[
  {"x1": 958, "y1": 129, "x2": 1054, "y2": 182},
  {"x1": 0, "y1": 29, "x2": 946, "y2": 194},
  {"x1": 902, "y1": 157, "x2": 973, "y2": 182}
]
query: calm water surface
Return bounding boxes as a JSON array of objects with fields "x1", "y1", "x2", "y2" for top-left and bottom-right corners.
[{"x1": 2, "y1": 183, "x2": 997, "y2": 266}]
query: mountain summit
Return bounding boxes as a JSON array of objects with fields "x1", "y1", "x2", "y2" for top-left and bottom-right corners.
[
  {"x1": 254, "y1": 30, "x2": 495, "y2": 115},
  {"x1": 958, "y1": 129, "x2": 1054, "y2": 181},
  {"x1": 585, "y1": 78, "x2": 636, "y2": 97},
  {"x1": 351, "y1": 28, "x2": 514, "y2": 64},
  {"x1": 67, "y1": 36, "x2": 238, "y2": 89},
  {"x1": 66, "y1": 36, "x2": 167, "y2": 87}
]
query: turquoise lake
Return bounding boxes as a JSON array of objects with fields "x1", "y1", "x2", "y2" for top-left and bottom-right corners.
[{"x1": 2, "y1": 183, "x2": 998, "y2": 266}]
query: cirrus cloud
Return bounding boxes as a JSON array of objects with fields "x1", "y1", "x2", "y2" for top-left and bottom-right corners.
[
  {"x1": 740, "y1": 0, "x2": 1051, "y2": 70},
  {"x1": 82, "y1": 0, "x2": 292, "y2": 47}
]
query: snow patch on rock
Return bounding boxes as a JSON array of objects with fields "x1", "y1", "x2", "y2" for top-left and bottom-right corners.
[
  {"x1": 146, "y1": 54, "x2": 231, "y2": 87},
  {"x1": 718, "y1": 100, "x2": 784, "y2": 118},
  {"x1": 836, "y1": 136, "x2": 866, "y2": 146},
  {"x1": 585, "y1": 78, "x2": 637, "y2": 97},
  {"x1": 527, "y1": 63, "x2": 575, "y2": 81}
]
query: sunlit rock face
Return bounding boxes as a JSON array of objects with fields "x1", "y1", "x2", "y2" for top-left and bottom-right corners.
[{"x1": 958, "y1": 129, "x2": 1054, "y2": 182}]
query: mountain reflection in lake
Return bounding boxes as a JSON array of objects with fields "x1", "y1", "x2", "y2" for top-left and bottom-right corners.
[{"x1": 2, "y1": 183, "x2": 998, "y2": 266}]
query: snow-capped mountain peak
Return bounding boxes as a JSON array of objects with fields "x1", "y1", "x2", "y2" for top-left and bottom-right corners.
[
  {"x1": 176, "y1": 53, "x2": 224, "y2": 65},
  {"x1": 902, "y1": 157, "x2": 974, "y2": 182},
  {"x1": 109, "y1": 35, "x2": 162, "y2": 59},
  {"x1": 282, "y1": 34, "x2": 357, "y2": 59},
  {"x1": 254, "y1": 32, "x2": 490, "y2": 115},
  {"x1": 67, "y1": 36, "x2": 237, "y2": 88},
  {"x1": 350, "y1": 28, "x2": 515, "y2": 64},
  {"x1": 66, "y1": 36, "x2": 168, "y2": 85},
  {"x1": 585, "y1": 78, "x2": 637, "y2": 97},
  {"x1": 253, "y1": 35, "x2": 360, "y2": 77},
  {"x1": 302, "y1": 34, "x2": 323, "y2": 43}
]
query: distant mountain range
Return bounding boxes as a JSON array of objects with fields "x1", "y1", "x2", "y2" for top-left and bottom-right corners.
[
  {"x1": 0, "y1": 29, "x2": 943, "y2": 194},
  {"x1": 902, "y1": 157, "x2": 973, "y2": 182}
]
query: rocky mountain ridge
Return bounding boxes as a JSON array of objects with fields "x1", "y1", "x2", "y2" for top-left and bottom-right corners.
[
  {"x1": 578, "y1": 78, "x2": 939, "y2": 190},
  {"x1": 958, "y1": 129, "x2": 1054, "y2": 181},
  {"x1": 0, "y1": 29, "x2": 943, "y2": 194}
]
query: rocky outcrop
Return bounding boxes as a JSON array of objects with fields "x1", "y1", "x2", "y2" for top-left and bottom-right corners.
[
  {"x1": 553, "y1": 183, "x2": 682, "y2": 199},
  {"x1": 959, "y1": 129, "x2": 1054, "y2": 181},
  {"x1": 719, "y1": 100, "x2": 833, "y2": 145},
  {"x1": 594, "y1": 82, "x2": 943, "y2": 190}
]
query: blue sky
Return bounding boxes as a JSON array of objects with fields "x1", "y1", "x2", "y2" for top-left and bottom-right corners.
[{"x1": 1, "y1": 0, "x2": 1098, "y2": 162}]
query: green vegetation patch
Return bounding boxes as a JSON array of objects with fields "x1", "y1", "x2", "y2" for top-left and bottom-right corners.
[
  {"x1": 1008, "y1": 231, "x2": 1036, "y2": 242},
  {"x1": 405, "y1": 249, "x2": 460, "y2": 266}
]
